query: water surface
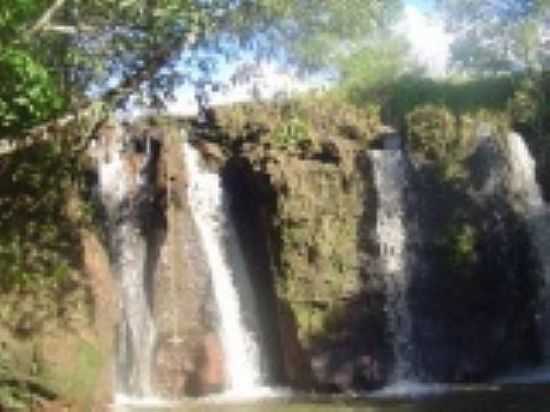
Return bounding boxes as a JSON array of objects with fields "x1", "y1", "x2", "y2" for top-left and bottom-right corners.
[{"x1": 114, "y1": 383, "x2": 550, "y2": 412}]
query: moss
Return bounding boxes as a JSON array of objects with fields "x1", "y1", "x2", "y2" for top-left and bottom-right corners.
[
  {"x1": 442, "y1": 223, "x2": 479, "y2": 269},
  {"x1": 272, "y1": 159, "x2": 365, "y2": 346},
  {"x1": 38, "y1": 338, "x2": 103, "y2": 402},
  {"x1": 406, "y1": 105, "x2": 457, "y2": 162},
  {"x1": 405, "y1": 104, "x2": 515, "y2": 186},
  {"x1": 0, "y1": 138, "x2": 104, "y2": 406},
  {"x1": 201, "y1": 93, "x2": 380, "y2": 158},
  {"x1": 0, "y1": 141, "x2": 89, "y2": 292},
  {"x1": 272, "y1": 114, "x2": 312, "y2": 150}
]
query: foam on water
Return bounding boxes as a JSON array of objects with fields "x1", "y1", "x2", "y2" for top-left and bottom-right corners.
[
  {"x1": 371, "y1": 381, "x2": 500, "y2": 399},
  {"x1": 200, "y1": 387, "x2": 293, "y2": 404},
  {"x1": 494, "y1": 366, "x2": 550, "y2": 384}
]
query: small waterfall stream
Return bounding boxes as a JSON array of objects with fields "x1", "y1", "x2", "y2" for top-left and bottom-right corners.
[
  {"x1": 369, "y1": 145, "x2": 412, "y2": 381},
  {"x1": 505, "y1": 132, "x2": 550, "y2": 362},
  {"x1": 183, "y1": 141, "x2": 266, "y2": 394},
  {"x1": 96, "y1": 129, "x2": 156, "y2": 399}
]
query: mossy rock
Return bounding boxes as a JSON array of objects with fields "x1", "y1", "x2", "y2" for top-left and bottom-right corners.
[{"x1": 37, "y1": 335, "x2": 104, "y2": 403}]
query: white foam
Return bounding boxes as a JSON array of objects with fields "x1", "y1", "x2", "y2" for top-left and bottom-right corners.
[
  {"x1": 494, "y1": 366, "x2": 550, "y2": 384},
  {"x1": 200, "y1": 386, "x2": 293, "y2": 404},
  {"x1": 113, "y1": 394, "x2": 181, "y2": 409},
  {"x1": 372, "y1": 381, "x2": 500, "y2": 399}
]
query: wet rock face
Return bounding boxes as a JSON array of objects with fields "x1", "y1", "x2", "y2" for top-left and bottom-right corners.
[
  {"x1": 195, "y1": 332, "x2": 225, "y2": 394},
  {"x1": 92, "y1": 119, "x2": 219, "y2": 398},
  {"x1": 217, "y1": 149, "x2": 390, "y2": 391},
  {"x1": 312, "y1": 350, "x2": 384, "y2": 391},
  {"x1": 152, "y1": 337, "x2": 194, "y2": 397},
  {"x1": 208, "y1": 123, "x2": 541, "y2": 388},
  {"x1": 277, "y1": 302, "x2": 314, "y2": 387},
  {"x1": 467, "y1": 136, "x2": 508, "y2": 195},
  {"x1": 407, "y1": 134, "x2": 540, "y2": 382},
  {"x1": 221, "y1": 158, "x2": 286, "y2": 384},
  {"x1": 86, "y1": 112, "x2": 544, "y2": 399}
]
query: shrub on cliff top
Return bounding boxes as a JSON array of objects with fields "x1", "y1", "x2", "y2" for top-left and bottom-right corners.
[
  {"x1": 210, "y1": 94, "x2": 382, "y2": 152},
  {"x1": 406, "y1": 105, "x2": 457, "y2": 162},
  {"x1": 405, "y1": 104, "x2": 471, "y2": 183}
]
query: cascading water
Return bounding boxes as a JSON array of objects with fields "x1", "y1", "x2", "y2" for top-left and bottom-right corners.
[
  {"x1": 505, "y1": 132, "x2": 550, "y2": 362},
  {"x1": 369, "y1": 143, "x2": 413, "y2": 381},
  {"x1": 96, "y1": 128, "x2": 157, "y2": 399},
  {"x1": 183, "y1": 141, "x2": 266, "y2": 394}
]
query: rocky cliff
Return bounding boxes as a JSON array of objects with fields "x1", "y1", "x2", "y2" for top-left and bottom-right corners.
[
  {"x1": 189, "y1": 99, "x2": 544, "y2": 388},
  {"x1": 0, "y1": 95, "x2": 547, "y2": 408}
]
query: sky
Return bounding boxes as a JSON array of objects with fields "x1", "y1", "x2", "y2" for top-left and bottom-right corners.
[
  {"x1": 397, "y1": 2, "x2": 453, "y2": 77},
  {"x1": 407, "y1": 0, "x2": 436, "y2": 11},
  {"x1": 159, "y1": 0, "x2": 451, "y2": 117}
]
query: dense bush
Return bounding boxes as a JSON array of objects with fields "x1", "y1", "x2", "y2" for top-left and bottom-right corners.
[
  {"x1": 0, "y1": 142, "x2": 85, "y2": 292},
  {"x1": 0, "y1": 48, "x2": 63, "y2": 137},
  {"x1": 406, "y1": 104, "x2": 457, "y2": 162}
]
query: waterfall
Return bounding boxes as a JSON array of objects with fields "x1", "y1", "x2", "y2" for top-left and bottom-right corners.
[
  {"x1": 96, "y1": 128, "x2": 156, "y2": 398},
  {"x1": 505, "y1": 132, "x2": 550, "y2": 362},
  {"x1": 183, "y1": 141, "x2": 266, "y2": 394},
  {"x1": 369, "y1": 145, "x2": 413, "y2": 381}
]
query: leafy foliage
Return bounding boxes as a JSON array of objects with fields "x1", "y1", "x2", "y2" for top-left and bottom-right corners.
[
  {"x1": 0, "y1": 142, "x2": 83, "y2": 291},
  {"x1": 0, "y1": 0, "x2": 49, "y2": 42},
  {"x1": 336, "y1": 34, "x2": 414, "y2": 106},
  {"x1": 444, "y1": 223, "x2": 478, "y2": 268},
  {"x1": 208, "y1": 94, "x2": 381, "y2": 156},
  {"x1": 405, "y1": 104, "x2": 471, "y2": 183},
  {"x1": 353, "y1": 74, "x2": 517, "y2": 125},
  {"x1": 0, "y1": 0, "x2": 401, "y2": 109},
  {"x1": 437, "y1": 0, "x2": 550, "y2": 73},
  {"x1": 0, "y1": 48, "x2": 64, "y2": 136},
  {"x1": 272, "y1": 113, "x2": 311, "y2": 150},
  {"x1": 406, "y1": 104, "x2": 457, "y2": 163}
]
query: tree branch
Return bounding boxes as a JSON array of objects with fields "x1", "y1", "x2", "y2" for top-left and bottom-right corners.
[
  {"x1": 1, "y1": 31, "x2": 198, "y2": 154},
  {"x1": 44, "y1": 24, "x2": 98, "y2": 35},
  {"x1": 102, "y1": 31, "x2": 197, "y2": 107},
  {"x1": 25, "y1": 0, "x2": 67, "y2": 39}
]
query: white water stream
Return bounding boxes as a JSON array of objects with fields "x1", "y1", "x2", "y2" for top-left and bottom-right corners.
[
  {"x1": 96, "y1": 130, "x2": 156, "y2": 399},
  {"x1": 505, "y1": 132, "x2": 550, "y2": 362},
  {"x1": 183, "y1": 141, "x2": 266, "y2": 394},
  {"x1": 369, "y1": 148, "x2": 412, "y2": 381}
]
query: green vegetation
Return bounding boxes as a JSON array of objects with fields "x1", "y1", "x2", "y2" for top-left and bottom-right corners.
[
  {"x1": 0, "y1": 48, "x2": 64, "y2": 136},
  {"x1": 209, "y1": 95, "x2": 380, "y2": 155},
  {"x1": 406, "y1": 105, "x2": 457, "y2": 160},
  {"x1": 0, "y1": 141, "x2": 86, "y2": 292},
  {"x1": 437, "y1": 0, "x2": 550, "y2": 73},
  {"x1": 272, "y1": 113, "x2": 311, "y2": 150},
  {"x1": 443, "y1": 223, "x2": 479, "y2": 268}
]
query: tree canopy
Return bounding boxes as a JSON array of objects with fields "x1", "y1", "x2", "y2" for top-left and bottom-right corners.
[
  {"x1": 0, "y1": 0, "x2": 402, "y2": 138},
  {"x1": 437, "y1": 0, "x2": 550, "y2": 74}
]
